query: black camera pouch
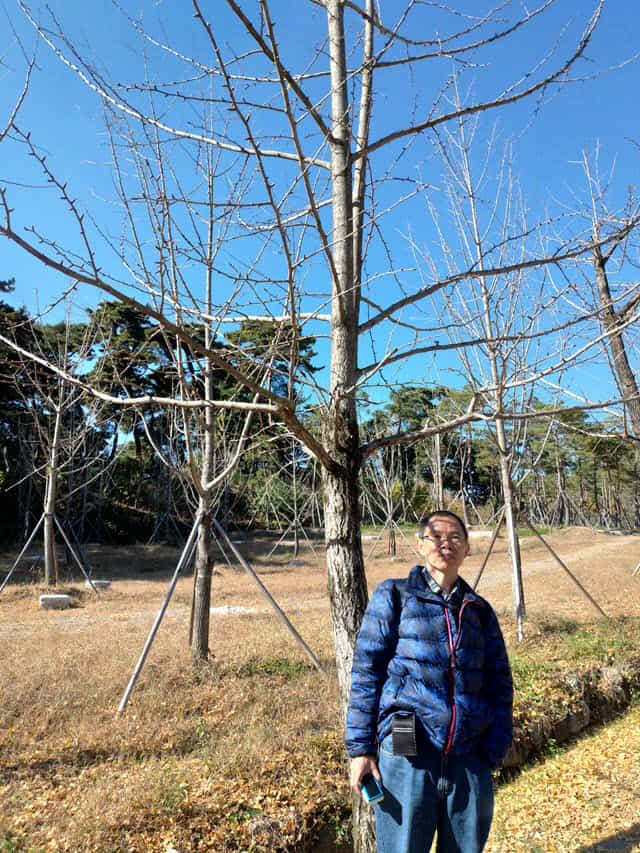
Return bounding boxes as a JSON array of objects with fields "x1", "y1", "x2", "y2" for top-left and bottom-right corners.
[{"x1": 391, "y1": 712, "x2": 417, "y2": 756}]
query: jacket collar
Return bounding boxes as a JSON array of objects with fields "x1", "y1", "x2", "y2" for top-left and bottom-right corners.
[{"x1": 407, "y1": 564, "x2": 483, "y2": 606}]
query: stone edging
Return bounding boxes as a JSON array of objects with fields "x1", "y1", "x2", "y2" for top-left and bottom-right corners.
[{"x1": 503, "y1": 657, "x2": 640, "y2": 769}]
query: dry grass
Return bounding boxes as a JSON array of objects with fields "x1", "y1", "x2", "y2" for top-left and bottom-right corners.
[
  {"x1": 0, "y1": 540, "x2": 344, "y2": 852},
  {"x1": 1, "y1": 527, "x2": 640, "y2": 851}
]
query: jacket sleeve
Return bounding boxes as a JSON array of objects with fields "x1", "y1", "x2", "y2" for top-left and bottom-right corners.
[
  {"x1": 344, "y1": 579, "x2": 399, "y2": 758},
  {"x1": 481, "y1": 607, "x2": 514, "y2": 769}
]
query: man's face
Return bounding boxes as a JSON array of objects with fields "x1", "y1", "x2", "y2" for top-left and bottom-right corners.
[{"x1": 417, "y1": 515, "x2": 469, "y2": 576}]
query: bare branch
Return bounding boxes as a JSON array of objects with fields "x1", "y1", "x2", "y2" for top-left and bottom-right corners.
[{"x1": 359, "y1": 1, "x2": 603, "y2": 158}]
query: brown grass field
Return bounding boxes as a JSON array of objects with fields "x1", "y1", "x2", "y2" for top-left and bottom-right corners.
[{"x1": 1, "y1": 525, "x2": 639, "y2": 852}]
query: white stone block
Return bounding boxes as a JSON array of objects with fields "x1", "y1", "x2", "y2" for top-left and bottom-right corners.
[
  {"x1": 85, "y1": 579, "x2": 111, "y2": 590},
  {"x1": 39, "y1": 594, "x2": 71, "y2": 610}
]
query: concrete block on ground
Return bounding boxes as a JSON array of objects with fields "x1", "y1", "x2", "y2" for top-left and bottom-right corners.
[
  {"x1": 39, "y1": 594, "x2": 71, "y2": 610},
  {"x1": 85, "y1": 579, "x2": 111, "y2": 590}
]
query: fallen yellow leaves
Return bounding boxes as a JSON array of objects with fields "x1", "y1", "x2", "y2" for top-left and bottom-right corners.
[
  {"x1": 0, "y1": 731, "x2": 350, "y2": 852},
  {"x1": 488, "y1": 703, "x2": 640, "y2": 852}
]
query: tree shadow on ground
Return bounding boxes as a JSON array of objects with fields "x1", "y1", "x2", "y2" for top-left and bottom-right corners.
[{"x1": 573, "y1": 822, "x2": 640, "y2": 852}]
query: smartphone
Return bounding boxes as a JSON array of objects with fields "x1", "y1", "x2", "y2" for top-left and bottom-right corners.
[{"x1": 361, "y1": 772, "x2": 384, "y2": 804}]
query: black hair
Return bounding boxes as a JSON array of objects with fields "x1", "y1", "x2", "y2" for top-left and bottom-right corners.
[{"x1": 419, "y1": 510, "x2": 468, "y2": 541}]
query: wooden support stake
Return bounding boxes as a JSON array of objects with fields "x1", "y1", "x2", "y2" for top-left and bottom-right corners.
[
  {"x1": 212, "y1": 518, "x2": 325, "y2": 675},
  {"x1": 0, "y1": 514, "x2": 45, "y2": 595},
  {"x1": 472, "y1": 507, "x2": 506, "y2": 591},
  {"x1": 521, "y1": 518, "x2": 607, "y2": 618}
]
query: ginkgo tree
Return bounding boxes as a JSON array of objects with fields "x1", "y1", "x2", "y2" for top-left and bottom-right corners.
[{"x1": 3, "y1": 2, "x2": 640, "y2": 849}]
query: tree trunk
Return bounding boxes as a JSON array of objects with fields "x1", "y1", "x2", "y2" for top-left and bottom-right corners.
[
  {"x1": 292, "y1": 439, "x2": 300, "y2": 559},
  {"x1": 189, "y1": 380, "x2": 215, "y2": 660},
  {"x1": 433, "y1": 432, "x2": 443, "y2": 510},
  {"x1": 351, "y1": 795, "x2": 377, "y2": 853},
  {"x1": 190, "y1": 502, "x2": 213, "y2": 661},
  {"x1": 325, "y1": 3, "x2": 375, "y2": 848},
  {"x1": 190, "y1": 168, "x2": 217, "y2": 661},
  {"x1": 322, "y1": 462, "x2": 368, "y2": 704},
  {"x1": 322, "y1": 458, "x2": 371, "y2": 853},
  {"x1": 459, "y1": 432, "x2": 470, "y2": 528},
  {"x1": 456, "y1": 114, "x2": 526, "y2": 632},
  {"x1": 324, "y1": 0, "x2": 369, "y2": 706},
  {"x1": 554, "y1": 447, "x2": 570, "y2": 527},
  {"x1": 594, "y1": 246, "x2": 640, "y2": 437},
  {"x1": 43, "y1": 512, "x2": 58, "y2": 586},
  {"x1": 498, "y1": 447, "x2": 525, "y2": 634},
  {"x1": 387, "y1": 521, "x2": 396, "y2": 557},
  {"x1": 43, "y1": 398, "x2": 63, "y2": 586}
]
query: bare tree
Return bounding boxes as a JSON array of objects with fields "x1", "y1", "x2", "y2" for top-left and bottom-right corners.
[
  {"x1": 581, "y1": 151, "x2": 640, "y2": 438},
  {"x1": 4, "y1": 2, "x2": 640, "y2": 848},
  {"x1": 420, "y1": 110, "x2": 541, "y2": 635},
  {"x1": 3, "y1": 307, "x2": 110, "y2": 585}
]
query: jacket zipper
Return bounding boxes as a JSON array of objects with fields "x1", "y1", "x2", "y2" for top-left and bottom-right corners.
[
  {"x1": 443, "y1": 608, "x2": 456, "y2": 754},
  {"x1": 443, "y1": 599, "x2": 480, "y2": 754}
]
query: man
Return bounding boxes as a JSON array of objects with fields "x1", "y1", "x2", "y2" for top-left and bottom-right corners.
[{"x1": 345, "y1": 510, "x2": 513, "y2": 853}]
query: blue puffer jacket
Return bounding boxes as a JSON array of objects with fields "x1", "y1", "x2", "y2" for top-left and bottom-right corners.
[{"x1": 345, "y1": 565, "x2": 513, "y2": 769}]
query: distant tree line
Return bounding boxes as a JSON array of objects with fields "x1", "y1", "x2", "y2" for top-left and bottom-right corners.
[{"x1": 1, "y1": 297, "x2": 637, "y2": 549}]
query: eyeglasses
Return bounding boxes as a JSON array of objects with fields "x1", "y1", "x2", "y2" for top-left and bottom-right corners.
[{"x1": 419, "y1": 534, "x2": 465, "y2": 547}]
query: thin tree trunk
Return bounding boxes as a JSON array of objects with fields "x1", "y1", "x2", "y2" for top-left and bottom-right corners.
[
  {"x1": 325, "y1": 0, "x2": 369, "y2": 704},
  {"x1": 459, "y1": 432, "x2": 470, "y2": 528},
  {"x1": 555, "y1": 446, "x2": 570, "y2": 527},
  {"x1": 292, "y1": 439, "x2": 300, "y2": 559},
  {"x1": 190, "y1": 168, "x2": 217, "y2": 661},
  {"x1": 594, "y1": 246, "x2": 640, "y2": 437},
  {"x1": 451, "y1": 113, "x2": 526, "y2": 630},
  {"x1": 43, "y1": 396, "x2": 64, "y2": 586},
  {"x1": 498, "y1": 447, "x2": 525, "y2": 631},
  {"x1": 387, "y1": 519, "x2": 396, "y2": 557},
  {"x1": 326, "y1": 4, "x2": 374, "y2": 849},
  {"x1": 190, "y1": 500, "x2": 213, "y2": 660},
  {"x1": 433, "y1": 432, "x2": 443, "y2": 510}
]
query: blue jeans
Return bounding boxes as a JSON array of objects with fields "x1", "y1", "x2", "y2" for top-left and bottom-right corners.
[{"x1": 374, "y1": 735, "x2": 494, "y2": 853}]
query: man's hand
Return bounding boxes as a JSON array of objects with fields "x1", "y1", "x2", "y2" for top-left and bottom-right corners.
[{"x1": 350, "y1": 754, "x2": 381, "y2": 797}]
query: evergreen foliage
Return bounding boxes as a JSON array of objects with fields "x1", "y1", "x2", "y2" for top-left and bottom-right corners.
[{"x1": 1, "y1": 296, "x2": 639, "y2": 544}]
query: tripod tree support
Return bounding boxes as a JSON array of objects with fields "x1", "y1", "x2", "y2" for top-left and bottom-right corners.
[
  {"x1": 211, "y1": 518, "x2": 325, "y2": 675},
  {"x1": 117, "y1": 513, "x2": 325, "y2": 718},
  {"x1": 471, "y1": 507, "x2": 506, "y2": 591},
  {"x1": 521, "y1": 517, "x2": 607, "y2": 618},
  {"x1": 0, "y1": 514, "x2": 45, "y2": 595},
  {"x1": 116, "y1": 510, "x2": 204, "y2": 718},
  {"x1": 1, "y1": 513, "x2": 100, "y2": 598}
]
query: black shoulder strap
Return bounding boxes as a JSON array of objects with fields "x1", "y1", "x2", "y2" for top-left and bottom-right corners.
[
  {"x1": 386, "y1": 580, "x2": 407, "y2": 654},
  {"x1": 394, "y1": 575, "x2": 446, "y2": 612},
  {"x1": 389, "y1": 577, "x2": 433, "y2": 627}
]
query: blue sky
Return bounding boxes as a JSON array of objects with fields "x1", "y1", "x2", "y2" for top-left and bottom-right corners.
[{"x1": 1, "y1": 0, "x2": 639, "y2": 409}]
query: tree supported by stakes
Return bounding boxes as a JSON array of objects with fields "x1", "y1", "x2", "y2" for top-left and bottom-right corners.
[
  {"x1": 116, "y1": 511, "x2": 324, "y2": 718},
  {"x1": 3, "y1": 3, "x2": 640, "y2": 850}
]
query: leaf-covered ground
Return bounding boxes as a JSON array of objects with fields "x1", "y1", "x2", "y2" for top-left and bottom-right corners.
[
  {"x1": 489, "y1": 703, "x2": 640, "y2": 852},
  {"x1": 1, "y1": 528, "x2": 640, "y2": 852},
  {"x1": 3, "y1": 706, "x2": 640, "y2": 853}
]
